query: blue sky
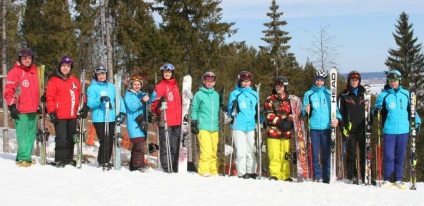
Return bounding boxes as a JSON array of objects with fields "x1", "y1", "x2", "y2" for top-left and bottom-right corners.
[{"x1": 220, "y1": 0, "x2": 424, "y2": 73}]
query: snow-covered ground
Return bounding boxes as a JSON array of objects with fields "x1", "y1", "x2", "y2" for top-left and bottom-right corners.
[{"x1": 1, "y1": 129, "x2": 424, "y2": 205}]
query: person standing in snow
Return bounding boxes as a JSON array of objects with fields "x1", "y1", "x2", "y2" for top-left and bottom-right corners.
[
  {"x1": 46, "y1": 56, "x2": 89, "y2": 167},
  {"x1": 3, "y1": 48, "x2": 40, "y2": 167},
  {"x1": 227, "y1": 71, "x2": 259, "y2": 179},
  {"x1": 151, "y1": 63, "x2": 182, "y2": 173},
  {"x1": 86, "y1": 65, "x2": 126, "y2": 169},
  {"x1": 373, "y1": 70, "x2": 421, "y2": 189},
  {"x1": 124, "y1": 75, "x2": 156, "y2": 172},
  {"x1": 302, "y1": 70, "x2": 341, "y2": 183},
  {"x1": 190, "y1": 72, "x2": 220, "y2": 177}
]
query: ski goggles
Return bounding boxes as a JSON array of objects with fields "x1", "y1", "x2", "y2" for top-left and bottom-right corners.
[
  {"x1": 238, "y1": 72, "x2": 253, "y2": 81},
  {"x1": 274, "y1": 81, "x2": 288, "y2": 87},
  {"x1": 94, "y1": 66, "x2": 107, "y2": 73},
  {"x1": 160, "y1": 64, "x2": 175, "y2": 71},
  {"x1": 387, "y1": 78, "x2": 400, "y2": 83},
  {"x1": 129, "y1": 75, "x2": 143, "y2": 85},
  {"x1": 349, "y1": 73, "x2": 360, "y2": 80},
  {"x1": 387, "y1": 73, "x2": 401, "y2": 81}
]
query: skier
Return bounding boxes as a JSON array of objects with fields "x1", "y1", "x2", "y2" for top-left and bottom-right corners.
[
  {"x1": 124, "y1": 75, "x2": 156, "y2": 172},
  {"x1": 373, "y1": 70, "x2": 421, "y2": 189},
  {"x1": 263, "y1": 76, "x2": 294, "y2": 181},
  {"x1": 227, "y1": 71, "x2": 259, "y2": 179},
  {"x1": 302, "y1": 70, "x2": 341, "y2": 183},
  {"x1": 86, "y1": 65, "x2": 126, "y2": 169},
  {"x1": 337, "y1": 70, "x2": 366, "y2": 184},
  {"x1": 190, "y1": 72, "x2": 220, "y2": 177},
  {"x1": 46, "y1": 56, "x2": 89, "y2": 167},
  {"x1": 3, "y1": 48, "x2": 40, "y2": 167},
  {"x1": 151, "y1": 63, "x2": 182, "y2": 173}
]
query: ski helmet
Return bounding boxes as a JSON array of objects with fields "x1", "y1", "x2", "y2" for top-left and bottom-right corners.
[
  {"x1": 238, "y1": 71, "x2": 253, "y2": 81},
  {"x1": 274, "y1": 76, "x2": 289, "y2": 92},
  {"x1": 18, "y1": 48, "x2": 35, "y2": 64},
  {"x1": 129, "y1": 75, "x2": 143, "y2": 86},
  {"x1": 386, "y1": 69, "x2": 402, "y2": 84},
  {"x1": 93, "y1": 65, "x2": 107, "y2": 81},
  {"x1": 347, "y1": 70, "x2": 361, "y2": 85},
  {"x1": 202, "y1": 71, "x2": 216, "y2": 81},
  {"x1": 315, "y1": 70, "x2": 327, "y2": 80},
  {"x1": 59, "y1": 56, "x2": 73, "y2": 69}
]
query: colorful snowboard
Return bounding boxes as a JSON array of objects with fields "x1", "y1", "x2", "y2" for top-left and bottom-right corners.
[
  {"x1": 289, "y1": 94, "x2": 308, "y2": 181},
  {"x1": 178, "y1": 75, "x2": 192, "y2": 172}
]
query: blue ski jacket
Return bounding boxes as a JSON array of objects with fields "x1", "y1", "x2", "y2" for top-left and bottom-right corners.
[
  {"x1": 374, "y1": 85, "x2": 421, "y2": 134},
  {"x1": 227, "y1": 84, "x2": 258, "y2": 132},
  {"x1": 302, "y1": 84, "x2": 342, "y2": 130},
  {"x1": 191, "y1": 86, "x2": 220, "y2": 132},
  {"x1": 124, "y1": 89, "x2": 156, "y2": 138},
  {"x1": 87, "y1": 79, "x2": 125, "y2": 123}
]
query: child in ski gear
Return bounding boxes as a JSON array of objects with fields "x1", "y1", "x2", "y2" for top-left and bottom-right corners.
[
  {"x1": 337, "y1": 70, "x2": 366, "y2": 184},
  {"x1": 46, "y1": 56, "x2": 87, "y2": 167},
  {"x1": 151, "y1": 63, "x2": 182, "y2": 173},
  {"x1": 3, "y1": 48, "x2": 40, "y2": 167},
  {"x1": 373, "y1": 70, "x2": 421, "y2": 189},
  {"x1": 124, "y1": 75, "x2": 156, "y2": 172},
  {"x1": 263, "y1": 76, "x2": 294, "y2": 181},
  {"x1": 227, "y1": 71, "x2": 259, "y2": 179},
  {"x1": 87, "y1": 65, "x2": 126, "y2": 169},
  {"x1": 302, "y1": 70, "x2": 341, "y2": 183},
  {"x1": 191, "y1": 72, "x2": 220, "y2": 177}
]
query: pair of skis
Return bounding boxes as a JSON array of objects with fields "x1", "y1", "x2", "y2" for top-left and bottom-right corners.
[
  {"x1": 75, "y1": 69, "x2": 87, "y2": 169},
  {"x1": 36, "y1": 65, "x2": 49, "y2": 165}
]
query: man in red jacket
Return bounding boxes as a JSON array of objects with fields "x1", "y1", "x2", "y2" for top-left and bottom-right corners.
[
  {"x1": 3, "y1": 48, "x2": 40, "y2": 167},
  {"x1": 151, "y1": 63, "x2": 182, "y2": 173}
]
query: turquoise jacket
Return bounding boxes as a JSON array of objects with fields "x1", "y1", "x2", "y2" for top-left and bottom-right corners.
[
  {"x1": 191, "y1": 86, "x2": 219, "y2": 132},
  {"x1": 227, "y1": 84, "x2": 258, "y2": 132},
  {"x1": 124, "y1": 89, "x2": 156, "y2": 138}
]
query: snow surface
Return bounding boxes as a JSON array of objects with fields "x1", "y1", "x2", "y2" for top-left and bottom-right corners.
[{"x1": 1, "y1": 129, "x2": 424, "y2": 205}]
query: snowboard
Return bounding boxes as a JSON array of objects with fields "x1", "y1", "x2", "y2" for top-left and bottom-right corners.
[
  {"x1": 363, "y1": 84, "x2": 372, "y2": 185},
  {"x1": 113, "y1": 70, "x2": 124, "y2": 170},
  {"x1": 329, "y1": 67, "x2": 338, "y2": 183},
  {"x1": 289, "y1": 94, "x2": 309, "y2": 182},
  {"x1": 178, "y1": 75, "x2": 192, "y2": 172},
  {"x1": 409, "y1": 88, "x2": 417, "y2": 190},
  {"x1": 36, "y1": 64, "x2": 48, "y2": 165},
  {"x1": 75, "y1": 69, "x2": 87, "y2": 169}
]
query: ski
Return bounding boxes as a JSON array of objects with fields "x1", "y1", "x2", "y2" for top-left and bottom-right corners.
[
  {"x1": 37, "y1": 64, "x2": 48, "y2": 165},
  {"x1": 364, "y1": 84, "x2": 372, "y2": 185},
  {"x1": 218, "y1": 87, "x2": 226, "y2": 175},
  {"x1": 329, "y1": 67, "x2": 338, "y2": 183},
  {"x1": 409, "y1": 88, "x2": 417, "y2": 190},
  {"x1": 255, "y1": 83, "x2": 262, "y2": 179},
  {"x1": 75, "y1": 69, "x2": 87, "y2": 169},
  {"x1": 178, "y1": 75, "x2": 192, "y2": 173},
  {"x1": 113, "y1": 70, "x2": 124, "y2": 170},
  {"x1": 289, "y1": 94, "x2": 308, "y2": 182}
]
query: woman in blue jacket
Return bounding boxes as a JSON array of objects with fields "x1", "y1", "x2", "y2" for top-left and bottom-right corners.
[
  {"x1": 227, "y1": 71, "x2": 259, "y2": 179},
  {"x1": 373, "y1": 70, "x2": 421, "y2": 189},
  {"x1": 124, "y1": 75, "x2": 156, "y2": 172},
  {"x1": 302, "y1": 70, "x2": 341, "y2": 183},
  {"x1": 87, "y1": 66, "x2": 126, "y2": 169}
]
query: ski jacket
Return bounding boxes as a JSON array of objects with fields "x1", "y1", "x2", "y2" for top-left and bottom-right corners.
[
  {"x1": 151, "y1": 78, "x2": 182, "y2": 126},
  {"x1": 302, "y1": 84, "x2": 342, "y2": 130},
  {"x1": 191, "y1": 86, "x2": 220, "y2": 132},
  {"x1": 227, "y1": 84, "x2": 258, "y2": 132},
  {"x1": 338, "y1": 85, "x2": 366, "y2": 133},
  {"x1": 46, "y1": 74, "x2": 82, "y2": 119},
  {"x1": 374, "y1": 85, "x2": 421, "y2": 134},
  {"x1": 264, "y1": 91, "x2": 293, "y2": 138},
  {"x1": 87, "y1": 79, "x2": 125, "y2": 123},
  {"x1": 124, "y1": 89, "x2": 156, "y2": 138},
  {"x1": 3, "y1": 61, "x2": 40, "y2": 113}
]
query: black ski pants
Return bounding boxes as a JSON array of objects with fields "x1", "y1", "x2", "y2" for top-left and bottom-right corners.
[
  {"x1": 54, "y1": 119, "x2": 77, "y2": 162},
  {"x1": 93, "y1": 122, "x2": 115, "y2": 165},
  {"x1": 159, "y1": 125, "x2": 181, "y2": 172},
  {"x1": 346, "y1": 132, "x2": 365, "y2": 181}
]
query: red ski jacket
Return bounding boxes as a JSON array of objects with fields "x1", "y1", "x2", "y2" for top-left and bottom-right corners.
[
  {"x1": 151, "y1": 78, "x2": 182, "y2": 126},
  {"x1": 3, "y1": 61, "x2": 40, "y2": 114},
  {"x1": 46, "y1": 75, "x2": 82, "y2": 119}
]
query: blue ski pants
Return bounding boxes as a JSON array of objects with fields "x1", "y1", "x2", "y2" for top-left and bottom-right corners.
[
  {"x1": 311, "y1": 129, "x2": 331, "y2": 182},
  {"x1": 383, "y1": 133, "x2": 409, "y2": 182}
]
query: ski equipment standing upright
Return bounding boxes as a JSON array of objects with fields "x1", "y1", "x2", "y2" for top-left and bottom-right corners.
[
  {"x1": 289, "y1": 94, "x2": 308, "y2": 182},
  {"x1": 255, "y1": 83, "x2": 262, "y2": 179},
  {"x1": 409, "y1": 88, "x2": 417, "y2": 190},
  {"x1": 363, "y1": 84, "x2": 372, "y2": 185},
  {"x1": 113, "y1": 70, "x2": 124, "y2": 170},
  {"x1": 218, "y1": 87, "x2": 226, "y2": 175},
  {"x1": 75, "y1": 69, "x2": 87, "y2": 169},
  {"x1": 178, "y1": 75, "x2": 192, "y2": 173},
  {"x1": 329, "y1": 67, "x2": 338, "y2": 183},
  {"x1": 37, "y1": 64, "x2": 48, "y2": 165}
]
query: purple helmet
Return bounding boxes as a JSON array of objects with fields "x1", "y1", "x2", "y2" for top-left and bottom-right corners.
[
  {"x1": 18, "y1": 48, "x2": 35, "y2": 63},
  {"x1": 60, "y1": 56, "x2": 73, "y2": 68}
]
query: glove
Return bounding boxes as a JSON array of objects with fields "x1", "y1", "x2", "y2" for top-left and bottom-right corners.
[
  {"x1": 135, "y1": 114, "x2": 148, "y2": 131},
  {"x1": 77, "y1": 105, "x2": 89, "y2": 119},
  {"x1": 116, "y1": 112, "x2": 126, "y2": 124},
  {"x1": 100, "y1": 96, "x2": 110, "y2": 102},
  {"x1": 341, "y1": 127, "x2": 349, "y2": 141},
  {"x1": 49, "y1": 112, "x2": 59, "y2": 124},
  {"x1": 191, "y1": 120, "x2": 199, "y2": 135},
  {"x1": 159, "y1": 97, "x2": 168, "y2": 111},
  {"x1": 8, "y1": 104, "x2": 20, "y2": 119},
  {"x1": 40, "y1": 94, "x2": 46, "y2": 103},
  {"x1": 37, "y1": 106, "x2": 43, "y2": 114},
  {"x1": 277, "y1": 117, "x2": 293, "y2": 132}
]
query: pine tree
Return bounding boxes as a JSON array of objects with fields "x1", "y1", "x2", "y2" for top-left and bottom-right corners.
[{"x1": 260, "y1": 0, "x2": 293, "y2": 77}]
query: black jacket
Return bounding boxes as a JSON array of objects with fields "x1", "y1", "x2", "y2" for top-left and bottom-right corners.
[{"x1": 338, "y1": 85, "x2": 366, "y2": 133}]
